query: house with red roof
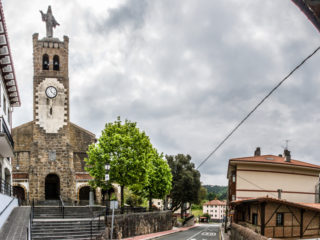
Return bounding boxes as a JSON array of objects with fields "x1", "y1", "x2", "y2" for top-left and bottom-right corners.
[
  {"x1": 227, "y1": 147, "x2": 320, "y2": 204},
  {"x1": 203, "y1": 199, "x2": 226, "y2": 221}
]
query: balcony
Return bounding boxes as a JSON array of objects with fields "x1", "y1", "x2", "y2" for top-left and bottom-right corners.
[{"x1": 0, "y1": 117, "x2": 14, "y2": 157}]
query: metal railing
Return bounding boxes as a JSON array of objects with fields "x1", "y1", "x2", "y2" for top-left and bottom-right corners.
[
  {"x1": 89, "y1": 210, "x2": 104, "y2": 240},
  {"x1": 59, "y1": 195, "x2": 65, "y2": 218},
  {"x1": 0, "y1": 178, "x2": 12, "y2": 196},
  {"x1": 27, "y1": 199, "x2": 34, "y2": 240},
  {"x1": 0, "y1": 117, "x2": 14, "y2": 148}
]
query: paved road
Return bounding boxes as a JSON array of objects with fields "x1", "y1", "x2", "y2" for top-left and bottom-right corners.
[{"x1": 155, "y1": 224, "x2": 221, "y2": 240}]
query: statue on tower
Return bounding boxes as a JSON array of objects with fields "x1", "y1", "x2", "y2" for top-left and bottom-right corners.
[{"x1": 40, "y1": 6, "x2": 60, "y2": 38}]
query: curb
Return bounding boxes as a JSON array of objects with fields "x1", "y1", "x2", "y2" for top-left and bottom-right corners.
[{"x1": 123, "y1": 225, "x2": 197, "y2": 240}]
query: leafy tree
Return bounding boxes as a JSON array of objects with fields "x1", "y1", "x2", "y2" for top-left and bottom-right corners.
[
  {"x1": 203, "y1": 185, "x2": 227, "y2": 200},
  {"x1": 132, "y1": 150, "x2": 172, "y2": 210},
  {"x1": 199, "y1": 186, "x2": 207, "y2": 202},
  {"x1": 125, "y1": 188, "x2": 145, "y2": 207},
  {"x1": 85, "y1": 117, "x2": 154, "y2": 212},
  {"x1": 166, "y1": 154, "x2": 201, "y2": 218},
  {"x1": 208, "y1": 192, "x2": 217, "y2": 201}
]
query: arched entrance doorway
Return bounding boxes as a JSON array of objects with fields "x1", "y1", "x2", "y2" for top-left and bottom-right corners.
[
  {"x1": 13, "y1": 186, "x2": 25, "y2": 204},
  {"x1": 45, "y1": 174, "x2": 60, "y2": 200},
  {"x1": 79, "y1": 186, "x2": 96, "y2": 205}
]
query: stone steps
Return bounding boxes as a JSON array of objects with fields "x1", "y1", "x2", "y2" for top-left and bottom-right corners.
[
  {"x1": 33, "y1": 206, "x2": 105, "y2": 219},
  {"x1": 31, "y1": 206, "x2": 106, "y2": 239}
]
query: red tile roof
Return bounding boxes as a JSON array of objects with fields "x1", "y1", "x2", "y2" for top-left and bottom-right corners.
[
  {"x1": 203, "y1": 199, "x2": 226, "y2": 206},
  {"x1": 229, "y1": 155, "x2": 320, "y2": 170}
]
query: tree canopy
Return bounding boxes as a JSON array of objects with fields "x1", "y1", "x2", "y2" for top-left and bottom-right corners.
[
  {"x1": 132, "y1": 150, "x2": 172, "y2": 209},
  {"x1": 85, "y1": 117, "x2": 172, "y2": 211},
  {"x1": 166, "y1": 154, "x2": 201, "y2": 216}
]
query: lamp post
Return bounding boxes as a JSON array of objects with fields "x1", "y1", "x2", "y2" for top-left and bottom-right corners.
[{"x1": 105, "y1": 163, "x2": 110, "y2": 218}]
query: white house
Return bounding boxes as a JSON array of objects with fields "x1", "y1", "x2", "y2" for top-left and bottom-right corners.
[
  {"x1": 203, "y1": 199, "x2": 226, "y2": 221},
  {"x1": 0, "y1": 0, "x2": 21, "y2": 230}
]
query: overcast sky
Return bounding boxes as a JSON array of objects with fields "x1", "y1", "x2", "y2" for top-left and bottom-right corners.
[{"x1": 2, "y1": 0, "x2": 320, "y2": 185}]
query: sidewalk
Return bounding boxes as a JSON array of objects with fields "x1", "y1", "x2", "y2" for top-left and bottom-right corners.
[{"x1": 123, "y1": 225, "x2": 197, "y2": 240}]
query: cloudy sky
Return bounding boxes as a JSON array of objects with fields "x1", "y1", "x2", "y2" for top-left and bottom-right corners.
[{"x1": 2, "y1": 0, "x2": 320, "y2": 185}]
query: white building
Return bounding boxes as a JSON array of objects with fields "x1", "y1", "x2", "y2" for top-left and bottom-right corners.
[
  {"x1": 203, "y1": 199, "x2": 226, "y2": 221},
  {"x1": 0, "y1": 0, "x2": 21, "y2": 230}
]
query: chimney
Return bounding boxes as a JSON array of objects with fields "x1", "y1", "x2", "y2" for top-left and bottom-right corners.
[
  {"x1": 254, "y1": 147, "x2": 261, "y2": 156},
  {"x1": 284, "y1": 149, "x2": 291, "y2": 162},
  {"x1": 277, "y1": 189, "x2": 282, "y2": 199},
  {"x1": 278, "y1": 154, "x2": 283, "y2": 157}
]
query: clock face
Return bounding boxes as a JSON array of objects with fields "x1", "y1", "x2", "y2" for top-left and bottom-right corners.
[{"x1": 45, "y1": 86, "x2": 57, "y2": 98}]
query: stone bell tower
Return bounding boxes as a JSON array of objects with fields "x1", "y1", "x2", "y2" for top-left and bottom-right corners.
[{"x1": 12, "y1": 6, "x2": 96, "y2": 204}]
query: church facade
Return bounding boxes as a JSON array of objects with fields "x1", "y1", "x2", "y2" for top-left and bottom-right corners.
[{"x1": 11, "y1": 17, "x2": 99, "y2": 204}]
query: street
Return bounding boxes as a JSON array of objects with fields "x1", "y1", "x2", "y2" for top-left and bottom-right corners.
[{"x1": 154, "y1": 224, "x2": 221, "y2": 240}]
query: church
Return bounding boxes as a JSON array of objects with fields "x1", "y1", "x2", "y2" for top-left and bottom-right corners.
[{"x1": 11, "y1": 6, "x2": 103, "y2": 204}]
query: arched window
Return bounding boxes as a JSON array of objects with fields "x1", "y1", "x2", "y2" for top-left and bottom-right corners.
[
  {"x1": 53, "y1": 55, "x2": 60, "y2": 71},
  {"x1": 42, "y1": 54, "x2": 49, "y2": 70}
]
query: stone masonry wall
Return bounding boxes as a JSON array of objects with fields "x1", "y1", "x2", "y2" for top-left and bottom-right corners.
[
  {"x1": 231, "y1": 223, "x2": 268, "y2": 240},
  {"x1": 98, "y1": 211, "x2": 173, "y2": 239}
]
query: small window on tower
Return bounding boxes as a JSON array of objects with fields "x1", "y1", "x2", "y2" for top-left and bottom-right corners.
[
  {"x1": 43, "y1": 54, "x2": 49, "y2": 70},
  {"x1": 53, "y1": 55, "x2": 59, "y2": 71}
]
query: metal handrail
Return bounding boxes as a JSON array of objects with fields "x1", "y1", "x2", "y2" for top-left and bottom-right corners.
[
  {"x1": 89, "y1": 210, "x2": 104, "y2": 240},
  {"x1": 27, "y1": 199, "x2": 34, "y2": 240},
  {"x1": 59, "y1": 195, "x2": 65, "y2": 218},
  {"x1": 0, "y1": 178, "x2": 12, "y2": 196}
]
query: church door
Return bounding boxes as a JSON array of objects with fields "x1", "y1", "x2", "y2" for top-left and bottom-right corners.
[
  {"x1": 45, "y1": 174, "x2": 60, "y2": 200},
  {"x1": 13, "y1": 186, "x2": 25, "y2": 204}
]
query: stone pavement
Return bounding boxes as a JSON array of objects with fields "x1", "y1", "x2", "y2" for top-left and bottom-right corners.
[
  {"x1": 0, "y1": 206, "x2": 30, "y2": 240},
  {"x1": 123, "y1": 225, "x2": 197, "y2": 240}
]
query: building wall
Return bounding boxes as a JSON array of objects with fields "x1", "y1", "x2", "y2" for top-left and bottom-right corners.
[
  {"x1": 203, "y1": 204, "x2": 226, "y2": 220},
  {"x1": 233, "y1": 201, "x2": 320, "y2": 239},
  {"x1": 235, "y1": 163, "x2": 319, "y2": 203}
]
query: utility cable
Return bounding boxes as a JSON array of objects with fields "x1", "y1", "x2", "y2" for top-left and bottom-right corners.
[{"x1": 197, "y1": 45, "x2": 320, "y2": 170}]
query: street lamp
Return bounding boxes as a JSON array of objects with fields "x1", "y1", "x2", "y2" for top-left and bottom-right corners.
[{"x1": 105, "y1": 163, "x2": 110, "y2": 219}]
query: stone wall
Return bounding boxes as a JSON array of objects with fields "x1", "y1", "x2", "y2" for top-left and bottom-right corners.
[
  {"x1": 98, "y1": 211, "x2": 173, "y2": 239},
  {"x1": 231, "y1": 223, "x2": 268, "y2": 240}
]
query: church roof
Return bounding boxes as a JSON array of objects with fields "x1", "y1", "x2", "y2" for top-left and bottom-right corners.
[{"x1": 0, "y1": 1, "x2": 20, "y2": 107}]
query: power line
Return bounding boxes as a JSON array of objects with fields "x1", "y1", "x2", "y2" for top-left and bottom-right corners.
[
  {"x1": 237, "y1": 175, "x2": 278, "y2": 198},
  {"x1": 197, "y1": 45, "x2": 320, "y2": 170}
]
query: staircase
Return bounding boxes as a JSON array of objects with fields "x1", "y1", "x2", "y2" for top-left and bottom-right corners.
[
  {"x1": 31, "y1": 205, "x2": 106, "y2": 240},
  {"x1": 32, "y1": 219, "x2": 104, "y2": 240}
]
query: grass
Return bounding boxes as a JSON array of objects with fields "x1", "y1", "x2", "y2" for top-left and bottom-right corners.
[{"x1": 191, "y1": 209, "x2": 203, "y2": 218}]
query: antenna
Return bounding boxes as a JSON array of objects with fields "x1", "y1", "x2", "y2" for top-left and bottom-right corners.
[{"x1": 281, "y1": 139, "x2": 290, "y2": 150}]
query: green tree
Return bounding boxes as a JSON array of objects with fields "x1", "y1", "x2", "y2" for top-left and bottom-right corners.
[
  {"x1": 85, "y1": 117, "x2": 154, "y2": 212},
  {"x1": 199, "y1": 186, "x2": 207, "y2": 202},
  {"x1": 166, "y1": 154, "x2": 201, "y2": 218},
  {"x1": 132, "y1": 150, "x2": 172, "y2": 210}
]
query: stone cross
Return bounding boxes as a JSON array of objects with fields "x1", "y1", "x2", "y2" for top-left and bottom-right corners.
[{"x1": 40, "y1": 6, "x2": 60, "y2": 38}]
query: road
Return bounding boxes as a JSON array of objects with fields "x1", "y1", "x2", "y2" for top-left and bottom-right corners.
[{"x1": 154, "y1": 224, "x2": 221, "y2": 240}]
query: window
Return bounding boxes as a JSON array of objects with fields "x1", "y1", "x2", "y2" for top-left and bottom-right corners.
[
  {"x1": 232, "y1": 195, "x2": 235, "y2": 201},
  {"x1": 53, "y1": 55, "x2": 60, "y2": 71},
  {"x1": 43, "y1": 54, "x2": 49, "y2": 70},
  {"x1": 252, "y1": 213, "x2": 258, "y2": 225},
  {"x1": 276, "y1": 213, "x2": 284, "y2": 226},
  {"x1": 232, "y1": 173, "x2": 236, "y2": 182}
]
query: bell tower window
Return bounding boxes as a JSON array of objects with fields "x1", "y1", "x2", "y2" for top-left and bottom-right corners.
[
  {"x1": 53, "y1": 55, "x2": 60, "y2": 71},
  {"x1": 42, "y1": 54, "x2": 49, "y2": 70}
]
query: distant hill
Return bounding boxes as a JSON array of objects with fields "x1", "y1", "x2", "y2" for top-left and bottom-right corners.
[{"x1": 203, "y1": 185, "x2": 227, "y2": 200}]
